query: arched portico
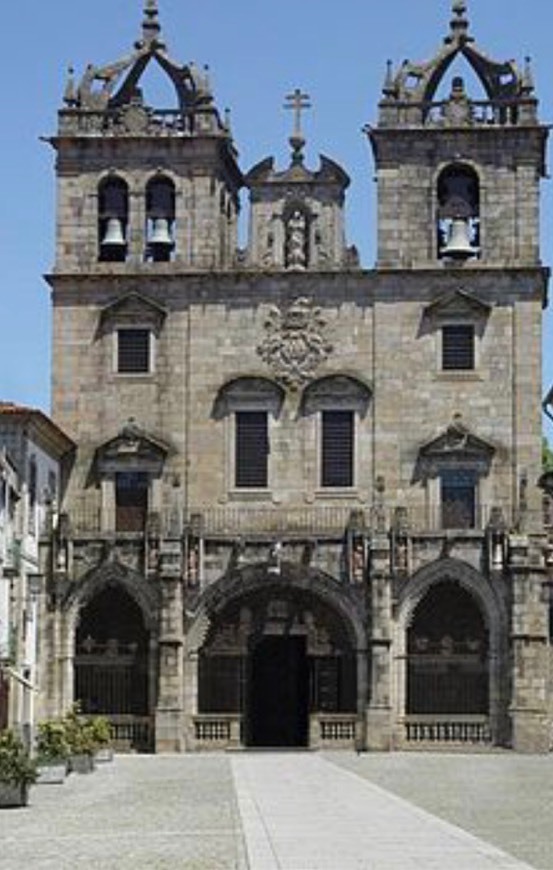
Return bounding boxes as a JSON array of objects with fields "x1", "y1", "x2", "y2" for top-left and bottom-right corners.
[
  {"x1": 61, "y1": 561, "x2": 160, "y2": 751},
  {"x1": 394, "y1": 558, "x2": 509, "y2": 746},
  {"x1": 187, "y1": 564, "x2": 367, "y2": 750}
]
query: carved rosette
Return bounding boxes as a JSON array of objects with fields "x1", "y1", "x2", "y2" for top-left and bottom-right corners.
[{"x1": 256, "y1": 297, "x2": 333, "y2": 390}]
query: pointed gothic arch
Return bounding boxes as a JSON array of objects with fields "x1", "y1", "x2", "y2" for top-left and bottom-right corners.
[
  {"x1": 63, "y1": 562, "x2": 159, "y2": 749},
  {"x1": 63, "y1": 559, "x2": 160, "y2": 633}
]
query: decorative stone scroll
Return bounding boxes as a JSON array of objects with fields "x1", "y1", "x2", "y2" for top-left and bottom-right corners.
[{"x1": 257, "y1": 297, "x2": 333, "y2": 390}]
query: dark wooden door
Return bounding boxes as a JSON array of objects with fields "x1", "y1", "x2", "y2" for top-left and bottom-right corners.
[{"x1": 248, "y1": 637, "x2": 309, "y2": 747}]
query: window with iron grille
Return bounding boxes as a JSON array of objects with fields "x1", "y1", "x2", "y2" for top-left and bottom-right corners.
[
  {"x1": 321, "y1": 410, "x2": 354, "y2": 488},
  {"x1": 115, "y1": 471, "x2": 148, "y2": 531},
  {"x1": 441, "y1": 469, "x2": 476, "y2": 529},
  {"x1": 235, "y1": 411, "x2": 269, "y2": 488},
  {"x1": 117, "y1": 329, "x2": 151, "y2": 373},
  {"x1": 442, "y1": 324, "x2": 474, "y2": 370}
]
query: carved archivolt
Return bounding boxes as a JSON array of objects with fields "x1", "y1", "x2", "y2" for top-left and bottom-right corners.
[{"x1": 257, "y1": 297, "x2": 333, "y2": 390}]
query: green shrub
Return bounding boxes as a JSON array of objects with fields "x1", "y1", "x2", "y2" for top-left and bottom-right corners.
[
  {"x1": 87, "y1": 716, "x2": 112, "y2": 748},
  {"x1": 35, "y1": 719, "x2": 71, "y2": 762},
  {"x1": 63, "y1": 704, "x2": 97, "y2": 757},
  {"x1": 0, "y1": 730, "x2": 38, "y2": 786}
]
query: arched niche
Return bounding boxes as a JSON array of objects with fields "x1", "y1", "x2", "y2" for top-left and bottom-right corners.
[
  {"x1": 437, "y1": 163, "x2": 480, "y2": 261},
  {"x1": 98, "y1": 175, "x2": 129, "y2": 262},
  {"x1": 145, "y1": 174, "x2": 176, "y2": 262}
]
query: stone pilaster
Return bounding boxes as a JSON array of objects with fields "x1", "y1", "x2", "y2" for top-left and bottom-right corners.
[
  {"x1": 365, "y1": 532, "x2": 393, "y2": 750},
  {"x1": 155, "y1": 545, "x2": 185, "y2": 752},
  {"x1": 509, "y1": 534, "x2": 550, "y2": 753}
]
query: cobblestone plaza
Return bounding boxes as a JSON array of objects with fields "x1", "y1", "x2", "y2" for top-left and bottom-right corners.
[{"x1": 1, "y1": 753, "x2": 552, "y2": 869}]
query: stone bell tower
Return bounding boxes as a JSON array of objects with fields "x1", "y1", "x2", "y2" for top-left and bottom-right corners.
[
  {"x1": 43, "y1": 1, "x2": 243, "y2": 750},
  {"x1": 52, "y1": 0, "x2": 242, "y2": 280},
  {"x1": 366, "y1": 1, "x2": 550, "y2": 752},
  {"x1": 369, "y1": 0, "x2": 546, "y2": 272},
  {"x1": 48, "y1": 0, "x2": 243, "y2": 488}
]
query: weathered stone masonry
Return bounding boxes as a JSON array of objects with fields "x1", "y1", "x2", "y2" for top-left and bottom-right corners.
[{"x1": 39, "y1": 1, "x2": 552, "y2": 753}]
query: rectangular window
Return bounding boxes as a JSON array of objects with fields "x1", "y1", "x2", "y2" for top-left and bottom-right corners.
[
  {"x1": 321, "y1": 410, "x2": 354, "y2": 488},
  {"x1": 115, "y1": 472, "x2": 148, "y2": 531},
  {"x1": 235, "y1": 411, "x2": 269, "y2": 488},
  {"x1": 117, "y1": 329, "x2": 151, "y2": 374},
  {"x1": 441, "y1": 470, "x2": 476, "y2": 529},
  {"x1": 442, "y1": 325, "x2": 474, "y2": 371}
]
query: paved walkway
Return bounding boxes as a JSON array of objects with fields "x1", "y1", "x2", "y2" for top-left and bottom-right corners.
[
  {"x1": 0, "y1": 752, "x2": 551, "y2": 868},
  {"x1": 232, "y1": 754, "x2": 534, "y2": 870}
]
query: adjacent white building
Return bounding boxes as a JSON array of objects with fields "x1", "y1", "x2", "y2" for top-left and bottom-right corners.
[{"x1": 0, "y1": 403, "x2": 74, "y2": 743}]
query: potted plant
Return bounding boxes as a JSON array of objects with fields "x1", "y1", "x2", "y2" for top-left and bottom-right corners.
[
  {"x1": 88, "y1": 715, "x2": 114, "y2": 763},
  {"x1": 64, "y1": 705, "x2": 96, "y2": 774},
  {"x1": 35, "y1": 719, "x2": 70, "y2": 784},
  {"x1": 0, "y1": 729, "x2": 37, "y2": 807}
]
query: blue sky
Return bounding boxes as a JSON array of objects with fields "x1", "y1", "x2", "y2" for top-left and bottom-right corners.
[{"x1": 1, "y1": 0, "x2": 552, "y2": 435}]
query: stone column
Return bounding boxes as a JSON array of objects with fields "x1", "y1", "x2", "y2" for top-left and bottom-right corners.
[
  {"x1": 155, "y1": 550, "x2": 185, "y2": 752},
  {"x1": 365, "y1": 532, "x2": 393, "y2": 750},
  {"x1": 509, "y1": 534, "x2": 550, "y2": 753}
]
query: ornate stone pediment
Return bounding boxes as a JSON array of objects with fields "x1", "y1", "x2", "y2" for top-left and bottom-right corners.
[
  {"x1": 417, "y1": 415, "x2": 495, "y2": 478},
  {"x1": 257, "y1": 297, "x2": 333, "y2": 390},
  {"x1": 423, "y1": 289, "x2": 491, "y2": 322},
  {"x1": 93, "y1": 420, "x2": 172, "y2": 477},
  {"x1": 99, "y1": 292, "x2": 167, "y2": 334}
]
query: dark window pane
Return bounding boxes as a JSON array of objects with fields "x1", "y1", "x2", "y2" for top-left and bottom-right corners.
[
  {"x1": 235, "y1": 412, "x2": 268, "y2": 488},
  {"x1": 442, "y1": 325, "x2": 474, "y2": 370},
  {"x1": 441, "y1": 470, "x2": 476, "y2": 529},
  {"x1": 321, "y1": 411, "x2": 354, "y2": 488},
  {"x1": 116, "y1": 472, "x2": 148, "y2": 531},
  {"x1": 118, "y1": 330, "x2": 150, "y2": 373}
]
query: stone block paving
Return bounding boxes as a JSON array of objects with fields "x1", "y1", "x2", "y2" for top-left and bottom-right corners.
[
  {"x1": 0, "y1": 755, "x2": 247, "y2": 870},
  {"x1": 0, "y1": 752, "x2": 551, "y2": 869},
  {"x1": 329, "y1": 751, "x2": 553, "y2": 870},
  {"x1": 232, "y1": 753, "x2": 537, "y2": 870}
]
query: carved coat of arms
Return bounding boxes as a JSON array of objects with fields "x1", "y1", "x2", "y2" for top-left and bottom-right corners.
[{"x1": 257, "y1": 297, "x2": 333, "y2": 389}]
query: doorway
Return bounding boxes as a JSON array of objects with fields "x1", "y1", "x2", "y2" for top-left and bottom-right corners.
[{"x1": 247, "y1": 636, "x2": 309, "y2": 747}]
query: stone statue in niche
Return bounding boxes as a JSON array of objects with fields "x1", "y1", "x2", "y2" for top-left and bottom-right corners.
[
  {"x1": 262, "y1": 231, "x2": 274, "y2": 266},
  {"x1": 285, "y1": 209, "x2": 308, "y2": 270}
]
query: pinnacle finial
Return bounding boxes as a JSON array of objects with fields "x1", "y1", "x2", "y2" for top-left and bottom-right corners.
[
  {"x1": 141, "y1": 0, "x2": 163, "y2": 47},
  {"x1": 63, "y1": 66, "x2": 77, "y2": 107},
  {"x1": 447, "y1": 0, "x2": 471, "y2": 43},
  {"x1": 522, "y1": 56, "x2": 535, "y2": 95},
  {"x1": 382, "y1": 60, "x2": 396, "y2": 97}
]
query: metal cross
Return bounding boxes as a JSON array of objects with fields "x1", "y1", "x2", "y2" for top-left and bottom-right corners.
[{"x1": 284, "y1": 88, "x2": 311, "y2": 141}]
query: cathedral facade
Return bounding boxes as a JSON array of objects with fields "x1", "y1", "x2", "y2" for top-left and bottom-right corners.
[{"x1": 40, "y1": 1, "x2": 552, "y2": 752}]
